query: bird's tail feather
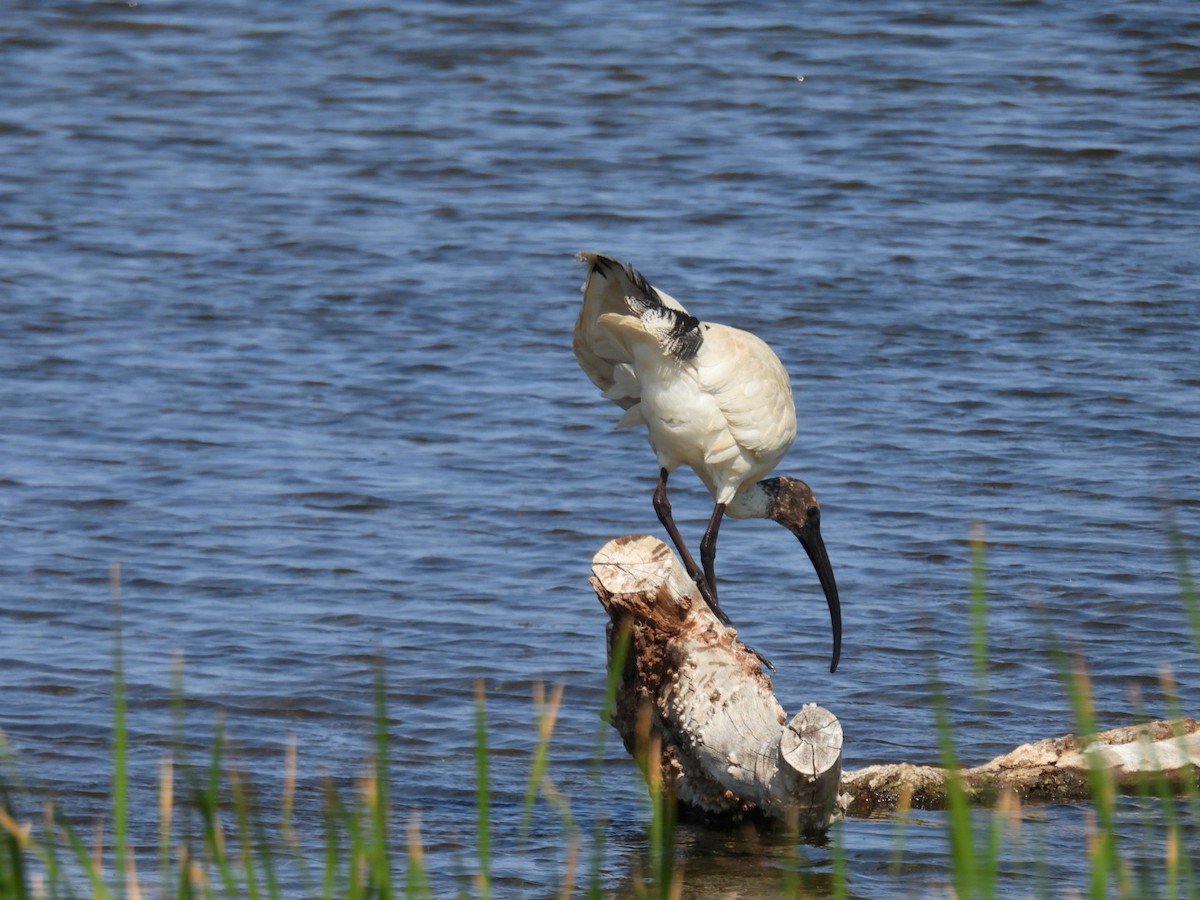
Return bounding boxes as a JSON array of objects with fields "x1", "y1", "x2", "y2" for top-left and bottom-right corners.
[{"x1": 573, "y1": 252, "x2": 693, "y2": 403}]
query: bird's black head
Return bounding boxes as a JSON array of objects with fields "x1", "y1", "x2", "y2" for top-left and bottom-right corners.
[{"x1": 760, "y1": 476, "x2": 843, "y2": 673}]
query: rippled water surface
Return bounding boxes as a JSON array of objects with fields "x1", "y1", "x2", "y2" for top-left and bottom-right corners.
[{"x1": 2, "y1": 1, "x2": 1199, "y2": 895}]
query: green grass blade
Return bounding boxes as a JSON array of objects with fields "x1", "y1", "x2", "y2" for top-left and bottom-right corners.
[
  {"x1": 109, "y1": 563, "x2": 129, "y2": 897},
  {"x1": 643, "y1": 735, "x2": 677, "y2": 900},
  {"x1": 51, "y1": 810, "x2": 112, "y2": 900},
  {"x1": 586, "y1": 623, "x2": 632, "y2": 899},
  {"x1": 518, "y1": 683, "x2": 566, "y2": 848},
  {"x1": 831, "y1": 822, "x2": 848, "y2": 900},
  {"x1": 0, "y1": 783, "x2": 30, "y2": 900},
  {"x1": 969, "y1": 521, "x2": 989, "y2": 699},
  {"x1": 473, "y1": 680, "x2": 491, "y2": 900},
  {"x1": 1160, "y1": 500, "x2": 1200, "y2": 897},
  {"x1": 230, "y1": 770, "x2": 261, "y2": 900},
  {"x1": 195, "y1": 715, "x2": 239, "y2": 897},
  {"x1": 371, "y1": 658, "x2": 393, "y2": 899},
  {"x1": 1157, "y1": 667, "x2": 1198, "y2": 898},
  {"x1": 159, "y1": 754, "x2": 174, "y2": 900},
  {"x1": 336, "y1": 777, "x2": 366, "y2": 900},
  {"x1": 886, "y1": 784, "x2": 914, "y2": 885},
  {"x1": 320, "y1": 776, "x2": 340, "y2": 900},
  {"x1": 276, "y1": 736, "x2": 317, "y2": 898},
  {"x1": 1046, "y1": 641, "x2": 1126, "y2": 899},
  {"x1": 929, "y1": 670, "x2": 980, "y2": 898},
  {"x1": 247, "y1": 778, "x2": 283, "y2": 900},
  {"x1": 404, "y1": 815, "x2": 432, "y2": 899}
]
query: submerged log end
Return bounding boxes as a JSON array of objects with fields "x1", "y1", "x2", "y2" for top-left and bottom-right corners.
[
  {"x1": 839, "y1": 719, "x2": 1200, "y2": 816},
  {"x1": 838, "y1": 763, "x2": 949, "y2": 818}
]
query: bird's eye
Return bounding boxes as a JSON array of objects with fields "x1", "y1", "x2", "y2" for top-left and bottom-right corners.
[{"x1": 806, "y1": 506, "x2": 820, "y2": 520}]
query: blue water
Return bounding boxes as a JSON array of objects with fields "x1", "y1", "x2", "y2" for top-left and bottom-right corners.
[{"x1": 2, "y1": 1, "x2": 1198, "y2": 894}]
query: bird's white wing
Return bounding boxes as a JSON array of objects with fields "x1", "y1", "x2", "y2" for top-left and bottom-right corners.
[
  {"x1": 573, "y1": 252, "x2": 688, "y2": 409},
  {"x1": 595, "y1": 312, "x2": 794, "y2": 486},
  {"x1": 693, "y1": 324, "x2": 797, "y2": 462}
]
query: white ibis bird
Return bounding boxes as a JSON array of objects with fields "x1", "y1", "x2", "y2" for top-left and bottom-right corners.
[{"x1": 573, "y1": 252, "x2": 842, "y2": 672}]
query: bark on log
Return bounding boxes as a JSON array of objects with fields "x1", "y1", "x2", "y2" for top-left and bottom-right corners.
[
  {"x1": 591, "y1": 535, "x2": 1200, "y2": 826},
  {"x1": 840, "y1": 718, "x2": 1200, "y2": 817},
  {"x1": 590, "y1": 534, "x2": 842, "y2": 831}
]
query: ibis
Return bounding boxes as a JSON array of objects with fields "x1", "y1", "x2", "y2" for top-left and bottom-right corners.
[{"x1": 573, "y1": 252, "x2": 842, "y2": 672}]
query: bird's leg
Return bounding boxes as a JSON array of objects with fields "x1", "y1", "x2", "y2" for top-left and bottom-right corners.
[
  {"x1": 699, "y1": 500, "x2": 776, "y2": 671},
  {"x1": 653, "y1": 472, "x2": 772, "y2": 670},
  {"x1": 699, "y1": 501, "x2": 727, "y2": 615},
  {"x1": 653, "y1": 469, "x2": 731, "y2": 625}
]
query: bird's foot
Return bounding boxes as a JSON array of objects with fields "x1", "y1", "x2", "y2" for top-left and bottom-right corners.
[
  {"x1": 745, "y1": 644, "x2": 776, "y2": 671},
  {"x1": 694, "y1": 576, "x2": 732, "y2": 625}
]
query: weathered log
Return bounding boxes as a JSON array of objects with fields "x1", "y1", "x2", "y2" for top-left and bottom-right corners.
[
  {"x1": 840, "y1": 718, "x2": 1200, "y2": 816},
  {"x1": 591, "y1": 535, "x2": 1200, "y2": 826},
  {"x1": 590, "y1": 534, "x2": 842, "y2": 831}
]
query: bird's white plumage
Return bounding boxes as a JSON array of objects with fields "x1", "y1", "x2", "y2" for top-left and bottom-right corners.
[
  {"x1": 574, "y1": 253, "x2": 797, "y2": 511},
  {"x1": 574, "y1": 253, "x2": 844, "y2": 676}
]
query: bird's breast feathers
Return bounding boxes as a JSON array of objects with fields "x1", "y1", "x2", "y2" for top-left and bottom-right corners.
[
  {"x1": 634, "y1": 323, "x2": 797, "y2": 466},
  {"x1": 693, "y1": 324, "x2": 797, "y2": 453}
]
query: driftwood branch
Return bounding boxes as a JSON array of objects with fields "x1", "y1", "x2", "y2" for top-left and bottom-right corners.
[
  {"x1": 591, "y1": 535, "x2": 1200, "y2": 827},
  {"x1": 840, "y1": 718, "x2": 1200, "y2": 816}
]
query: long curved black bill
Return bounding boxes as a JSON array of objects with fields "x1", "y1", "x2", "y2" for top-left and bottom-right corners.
[{"x1": 796, "y1": 525, "x2": 842, "y2": 673}]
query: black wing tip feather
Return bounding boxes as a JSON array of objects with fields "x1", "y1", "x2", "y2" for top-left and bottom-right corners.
[
  {"x1": 578, "y1": 252, "x2": 627, "y2": 281},
  {"x1": 584, "y1": 253, "x2": 616, "y2": 277},
  {"x1": 580, "y1": 252, "x2": 662, "y2": 304},
  {"x1": 665, "y1": 310, "x2": 703, "y2": 360},
  {"x1": 626, "y1": 295, "x2": 703, "y2": 361},
  {"x1": 619, "y1": 260, "x2": 662, "y2": 306}
]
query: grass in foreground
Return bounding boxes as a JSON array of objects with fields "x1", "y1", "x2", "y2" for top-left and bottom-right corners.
[{"x1": 0, "y1": 526, "x2": 1196, "y2": 897}]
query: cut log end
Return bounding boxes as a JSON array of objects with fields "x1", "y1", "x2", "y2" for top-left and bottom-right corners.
[{"x1": 782, "y1": 704, "x2": 843, "y2": 779}]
